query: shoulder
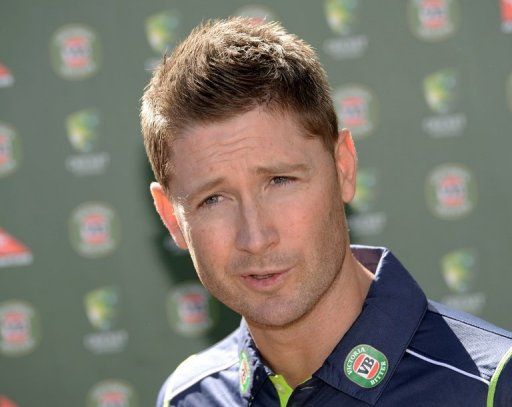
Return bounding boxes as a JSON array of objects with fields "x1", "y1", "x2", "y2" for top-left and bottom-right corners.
[
  {"x1": 408, "y1": 300, "x2": 512, "y2": 405},
  {"x1": 156, "y1": 329, "x2": 240, "y2": 407}
]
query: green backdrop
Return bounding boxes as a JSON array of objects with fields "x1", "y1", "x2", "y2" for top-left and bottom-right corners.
[{"x1": 1, "y1": 0, "x2": 511, "y2": 405}]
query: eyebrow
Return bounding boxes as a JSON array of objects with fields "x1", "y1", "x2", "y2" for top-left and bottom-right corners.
[{"x1": 182, "y1": 162, "x2": 311, "y2": 203}]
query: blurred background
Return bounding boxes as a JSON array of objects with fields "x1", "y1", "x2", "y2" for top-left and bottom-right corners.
[{"x1": 1, "y1": 0, "x2": 511, "y2": 405}]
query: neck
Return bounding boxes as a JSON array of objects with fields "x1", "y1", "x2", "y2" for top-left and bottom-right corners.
[{"x1": 246, "y1": 248, "x2": 374, "y2": 388}]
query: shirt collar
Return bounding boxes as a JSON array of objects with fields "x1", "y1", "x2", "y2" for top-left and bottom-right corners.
[
  {"x1": 235, "y1": 246, "x2": 427, "y2": 405},
  {"x1": 314, "y1": 245, "x2": 427, "y2": 405}
]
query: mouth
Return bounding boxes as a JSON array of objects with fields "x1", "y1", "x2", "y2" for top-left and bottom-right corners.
[{"x1": 240, "y1": 268, "x2": 291, "y2": 291}]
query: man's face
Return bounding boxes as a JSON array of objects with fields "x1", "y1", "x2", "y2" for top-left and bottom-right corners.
[{"x1": 153, "y1": 108, "x2": 356, "y2": 328}]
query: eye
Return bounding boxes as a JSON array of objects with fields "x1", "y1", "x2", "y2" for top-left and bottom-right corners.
[
  {"x1": 200, "y1": 194, "x2": 222, "y2": 208},
  {"x1": 270, "y1": 176, "x2": 295, "y2": 185}
]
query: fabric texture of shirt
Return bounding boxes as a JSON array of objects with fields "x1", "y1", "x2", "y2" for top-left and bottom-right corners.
[{"x1": 157, "y1": 246, "x2": 512, "y2": 406}]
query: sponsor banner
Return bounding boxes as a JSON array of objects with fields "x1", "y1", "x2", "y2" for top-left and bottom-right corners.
[
  {"x1": 333, "y1": 84, "x2": 379, "y2": 139},
  {"x1": 407, "y1": 0, "x2": 459, "y2": 42},
  {"x1": 0, "y1": 300, "x2": 41, "y2": 357},
  {"x1": 0, "y1": 122, "x2": 21, "y2": 177},
  {"x1": 501, "y1": 0, "x2": 512, "y2": 33},
  {"x1": 0, "y1": 396, "x2": 19, "y2": 407},
  {"x1": 0, "y1": 228, "x2": 33, "y2": 268},
  {"x1": 83, "y1": 286, "x2": 128, "y2": 354},
  {"x1": 69, "y1": 202, "x2": 121, "y2": 258},
  {"x1": 323, "y1": 0, "x2": 368, "y2": 60},
  {"x1": 425, "y1": 164, "x2": 477, "y2": 219},
  {"x1": 441, "y1": 248, "x2": 485, "y2": 315},
  {"x1": 344, "y1": 344, "x2": 388, "y2": 388},
  {"x1": 234, "y1": 4, "x2": 277, "y2": 24},
  {"x1": 50, "y1": 24, "x2": 101, "y2": 80},
  {"x1": 421, "y1": 68, "x2": 466, "y2": 138},
  {"x1": 145, "y1": 10, "x2": 181, "y2": 55},
  {"x1": 0, "y1": 63, "x2": 14, "y2": 88},
  {"x1": 65, "y1": 108, "x2": 110, "y2": 176},
  {"x1": 167, "y1": 282, "x2": 217, "y2": 337},
  {"x1": 87, "y1": 380, "x2": 137, "y2": 407}
]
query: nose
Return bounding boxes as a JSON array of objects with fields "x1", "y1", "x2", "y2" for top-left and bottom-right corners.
[{"x1": 235, "y1": 198, "x2": 279, "y2": 254}]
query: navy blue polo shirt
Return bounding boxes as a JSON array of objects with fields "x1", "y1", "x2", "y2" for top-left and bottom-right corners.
[{"x1": 157, "y1": 246, "x2": 512, "y2": 406}]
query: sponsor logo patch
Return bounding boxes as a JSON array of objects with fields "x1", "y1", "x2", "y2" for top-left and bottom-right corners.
[
  {"x1": 334, "y1": 85, "x2": 378, "y2": 139},
  {"x1": 323, "y1": 0, "x2": 368, "y2": 60},
  {"x1": 0, "y1": 63, "x2": 14, "y2": 88},
  {"x1": 0, "y1": 300, "x2": 41, "y2": 357},
  {"x1": 426, "y1": 164, "x2": 477, "y2": 219},
  {"x1": 87, "y1": 380, "x2": 137, "y2": 407},
  {"x1": 69, "y1": 202, "x2": 121, "y2": 258},
  {"x1": 239, "y1": 350, "x2": 252, "y2": 395},
  {"x1": 0, "y1": 228, "x2": 33, "y2": 268},
  {"x1": 65, "y1": 108, "x2": 110, "y2": 176},
  {"x1": 0, "y1": 122, "x2": 21, "y2": 177},
  {"x1": 408, "y1": 0, "x2": 459, "y2": 42},
  {"x1": 344, "y1": 344, "x2": 388, "y2": 388},
  {"x1": 51, "y1": 24, "x2": 101, "y2": 80},
  {"x1": 167, "y1": 282, "x2": 216, "y2": 337}
]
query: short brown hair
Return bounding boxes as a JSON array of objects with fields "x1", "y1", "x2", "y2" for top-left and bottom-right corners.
[{"x1": 140, "y1": 17, "x2": 338, "y2": 190}]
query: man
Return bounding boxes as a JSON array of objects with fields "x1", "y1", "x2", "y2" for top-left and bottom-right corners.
[{"x1": 140, "y1": 17, "x2": 512, "y2": 407}]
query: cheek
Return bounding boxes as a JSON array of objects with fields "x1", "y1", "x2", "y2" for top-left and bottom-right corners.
[{"x1": 187, "y1": 215, "x2": 235, "y2": 263}]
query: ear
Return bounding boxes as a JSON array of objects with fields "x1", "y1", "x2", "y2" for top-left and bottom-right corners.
[
  {"x1": 150, "y1": 182, "x2": 188, "y2": 250},
  {"x1": 334, "y1": 128, "x2": 357, "y2": 203}
]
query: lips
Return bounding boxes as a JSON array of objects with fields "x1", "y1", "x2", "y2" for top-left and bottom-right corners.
[{"x1": 240, "y1": 268, "x2": 291, "y2": 291}]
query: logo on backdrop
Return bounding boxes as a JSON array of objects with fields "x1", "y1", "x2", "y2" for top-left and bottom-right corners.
[
  {"x1": 441, "y1": 248, "x2": 486, "y2": 315},
  {"x1": 65, "y1": 108, "x2": 110, "y2": 176},
  {"x1": 421, "y1": 68, "x2": 466, "y2": 138},
  {"x1": 426, "y1": 164, "x2": 477, "y2": 219},
  {"x1": 0, "y1": 122, "x2": 21, "y2": 177},
  {"x1": 87, "y1": 380, "x2": 137, "y2": 407},
  {"x1": 344, "y1": 344, "x2": 388, "y2": 388},
  {"x1": 144, "y1": 10, "x2": 181, "y2": 70},
  {"x1": 69, "y1": 202, "x2": 121, "y2": 258},
  {"x1": 348, "y1": 168, "x2": 386, "y2": 237},
  {"x1": 167, "y1": 282, "x2": 216, "y2": 337},
  {"x1": 0, "y1": 63, "x2": 14, "y2": 88},
  {"x1": 0, "y1": 301, "x2": 40, "y2": 357},
  {"x1": 50, "y1": 24, "x2": 101, "y2": 80},
  {"x1": 408, "y1": 0, "x2": 459, "y2": 42},
  {"x1": 0, "y1": 228, "x2": 33, "y2": 268},
  {"x1": 83, "y1": 286, "x2": 128, "y2": 354},
  {"x1": 501, "y1": 0, "x2": 512, "y2": 33},
  {"x1": 234, "y1": 4, "x2": 277, "y2": 24},
  {"x1": 333, "y1": 85, "x2": 378, "y2": 139},
  {"x1": 323, "y1": 0, "x2": 368, "y2": 60},
  {"x1": 0, "y1": 396, "x2": 19, "y2": 407}
]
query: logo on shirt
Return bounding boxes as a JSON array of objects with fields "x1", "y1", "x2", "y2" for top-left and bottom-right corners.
[
  {"x1": 87, "y1": 380, "x2": 137, "y2": 407},
  {"x1": 344, "y1": 344, "x2": 388, "y2": 388},
  {"x1": 0, "y1": 301, "x2": 41, "y2": 357},
  {"x1": 239, "y1": 350, "x2": 252, "y2": 395},
  {"x1": 407, "y1": 0, "x2": 459, "y2": 42},
  {"x1": 50, "y1": 24, "x2": 101, "y2": 80}
]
